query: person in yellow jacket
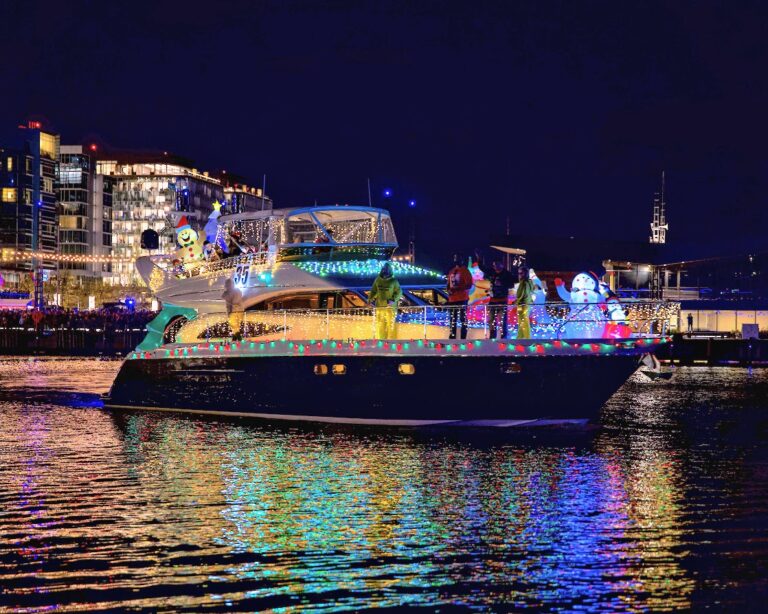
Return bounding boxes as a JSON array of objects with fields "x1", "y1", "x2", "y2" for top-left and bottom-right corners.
[
  {"x1": 369, "y1": 262, "x2": 402, "y2": 339},
  {"x1": 515, "y1": 265, "x2": 535, "y2": 339}
]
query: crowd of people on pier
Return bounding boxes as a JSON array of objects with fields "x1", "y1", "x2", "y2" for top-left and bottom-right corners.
[{"x1": 0, "y1": 307, "x2": 156, "y2": 332}]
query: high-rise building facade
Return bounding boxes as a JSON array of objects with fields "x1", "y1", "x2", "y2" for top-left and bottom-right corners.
[
  {"x1": 0, "y1": 122, "x2": 59, "y2": 293},
  {"x1": 96, "y1": 153, "x2": 226, "y2": 285},
  {"x1": 57, "y1": 145, "x2": 113, "y2": 278}
]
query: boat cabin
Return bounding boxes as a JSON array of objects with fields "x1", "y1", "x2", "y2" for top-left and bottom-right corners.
[{"x1": 217, "y1": 205, "x2": 398, "y2": 262}]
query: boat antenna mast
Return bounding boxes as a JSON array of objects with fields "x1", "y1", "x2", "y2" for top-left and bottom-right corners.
[
  {"x1": 367, "y1": 178, "x2": 372, "y2": 207},
  {"x1": 649, "y1": 171, "x2": 668, "y2": 244},
  {"x1": 261, "y1": 174, "x2": 267, "y2": 211}
]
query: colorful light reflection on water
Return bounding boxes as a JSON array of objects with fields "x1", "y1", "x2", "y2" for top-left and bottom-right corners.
[{"x1": 1, "y1": 359, "x2": 767, "y2": 611}]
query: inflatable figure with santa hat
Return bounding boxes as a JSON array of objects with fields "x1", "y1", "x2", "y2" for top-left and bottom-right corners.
[
  {"x1": 466, "y1": 258, "x2": 492, "y2": 324},
  {"x1": 175, "y1": 216, "x2": 205, "y2": 263},
  {"x1": 599, "y1": 281, "x2": 632, "y2": 338}
]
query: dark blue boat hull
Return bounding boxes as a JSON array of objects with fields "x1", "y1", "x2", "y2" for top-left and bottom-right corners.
[{"x1": 105, "y1": 353, "x2": 642, "y2": 425}]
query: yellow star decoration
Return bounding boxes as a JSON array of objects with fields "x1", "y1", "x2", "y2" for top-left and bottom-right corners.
[{"x1": 212, "y1": 200, "x2": 223, "y2": 212}]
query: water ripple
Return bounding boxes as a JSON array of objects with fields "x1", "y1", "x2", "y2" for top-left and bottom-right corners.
[{"x1": 1, "y1": 359, "x2": 768, "y2": 611}]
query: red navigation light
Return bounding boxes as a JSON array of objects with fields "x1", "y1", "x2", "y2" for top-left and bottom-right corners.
[
  {"x1": 89, "y1": 143, "x2": 98, "y2": 152},
  {"x1": 27, "y1": 121, "x2": 42, "y2": 129}
]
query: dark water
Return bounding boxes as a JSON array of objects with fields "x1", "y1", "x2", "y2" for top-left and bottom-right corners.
[{"x1": 1, "y1": 359, "x2": 767, "y2": 612}]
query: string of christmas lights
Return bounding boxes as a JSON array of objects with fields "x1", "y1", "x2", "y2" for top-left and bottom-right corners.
[
  {"x1": 215, "y1": 212, "x2": 396, "y2": 247},
  {"x1": 0, "y1": 250, "x2": 133, "y2": 264},
  {"x1": 172, "y1": 302, "x2": 678, "y2": 345},
  {"x1": 130, "y1": 336, "x2": 672, "y2": 360}
]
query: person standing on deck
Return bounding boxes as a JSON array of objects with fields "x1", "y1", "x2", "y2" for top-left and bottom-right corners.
[
  {"x1": 222, "y1": 278, "x2": 245, "y2": 341},
  {"x1": 482, "y1": 260, "x2": 515, "y2": 339},
  {"x1": 446, "y1": 254, "x2": 473, "y2": 339},
  {"x1": 515, "y1": 265, "x2": 535, "y2": 339},
  {"x1": 369, "y1": 262, "x2": 402, "y2": 339}
]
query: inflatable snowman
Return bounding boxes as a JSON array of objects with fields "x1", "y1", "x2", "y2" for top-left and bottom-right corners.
[
  {"x1": 554, "y1": 271, "x2": 606, "y2": 339},
  {"x1": 175, "y1": 216, "x2": 205, "y2": 263},
  {"x1": 526, "y1": 268, "x2": 551, "y2": 337},
  {"x1": 528, "y1": 268, "x2": 547, "y2": 304}
]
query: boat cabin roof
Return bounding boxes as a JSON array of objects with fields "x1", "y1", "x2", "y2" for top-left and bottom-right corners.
[{"x1": 220, "y1": 205, "x2": 391, "y2": 224}]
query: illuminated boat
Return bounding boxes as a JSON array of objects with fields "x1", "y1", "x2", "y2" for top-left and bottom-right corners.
[{"x1": 105, "y1": 204, "x2": 677, "y2": 426}]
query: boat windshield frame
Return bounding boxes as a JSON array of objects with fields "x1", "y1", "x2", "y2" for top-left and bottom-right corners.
[{"x1": 219, "y1": 206, "x2": 398, "y2": 250}]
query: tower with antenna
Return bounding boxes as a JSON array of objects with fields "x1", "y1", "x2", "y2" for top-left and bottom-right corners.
[{"x1": 649, "y1": 171, "x2": 668, "y2": 244}]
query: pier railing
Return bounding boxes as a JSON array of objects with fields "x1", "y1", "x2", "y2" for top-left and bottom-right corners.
[
  {"x1": 0, "y1": 325, "x2": 148, "y2": 356},
  {"x1": 172, "y1": 300, "x2": 679, "y2": 344}
]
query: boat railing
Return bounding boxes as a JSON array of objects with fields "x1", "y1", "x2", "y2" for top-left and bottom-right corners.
[
  {"x1": 150, "y1": 242, "x2": 398, "y2": 280},
  {"x1": 171, "y1": 300, "x2": 680, "y2": 344},
  {"x1": 149, "y1": 252, "x2": 272, "y2": 279}
]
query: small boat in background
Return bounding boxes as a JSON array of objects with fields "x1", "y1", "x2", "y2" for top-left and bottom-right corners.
[{"x1": 639, "y1": 353, "x2": 675, "y2": 381}]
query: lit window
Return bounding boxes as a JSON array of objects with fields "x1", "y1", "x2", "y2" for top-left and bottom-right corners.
[
  {"x1": 398, "y1": 363, "x2": 416, "y2": 375},
  {"x1": 39, "y1": 132, "x2": 58, "y2": 160},
  {"x1": 332, "y1": 364, "x2": 346, "y2": 375},
  {"x1": 6, "y1": 157, "x2": 12, "y2": 172},
  {"x1": 2, "y1": 188, "x2": 17, "y2": 203},
  {"x1": 314, "y1": 364, "x2": 328, "y2": 375}
]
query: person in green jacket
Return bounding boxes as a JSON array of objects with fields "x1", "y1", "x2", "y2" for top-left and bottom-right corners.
[
  {"x1": 369, "y1": 262, "x2": 402, "y2": 339},
  {"x1": 515, "y1": 265, "x2": 535, "y2": 339}
]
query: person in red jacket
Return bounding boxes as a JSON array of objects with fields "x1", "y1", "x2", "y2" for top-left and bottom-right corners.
[{"x1": 446, "y1": 254, "x2": 473, "y2": 339}]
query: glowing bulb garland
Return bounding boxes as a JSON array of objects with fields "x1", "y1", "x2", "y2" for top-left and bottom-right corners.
[
  {"x1": 0, "y1": 249, "x2": 132, "y2": 264},
  {"x1": 173, "y1": 300, "x2": 679, "y2": 346},
  {"x1": 130, "y1": 336, "x2": 672, "y2": 360}
]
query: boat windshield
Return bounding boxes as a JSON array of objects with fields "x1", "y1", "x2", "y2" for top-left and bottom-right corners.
[
  {"x1": 282, "y1": 208, "x2": 397, "y2": 245},
  {"x1": 215, "y1": 207, "x2": 397, "y2": 252}
]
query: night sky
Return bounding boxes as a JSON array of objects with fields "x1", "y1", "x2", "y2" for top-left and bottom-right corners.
[{"x1": 2, "y1": 0, "x2": 767, "y2": 262}]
